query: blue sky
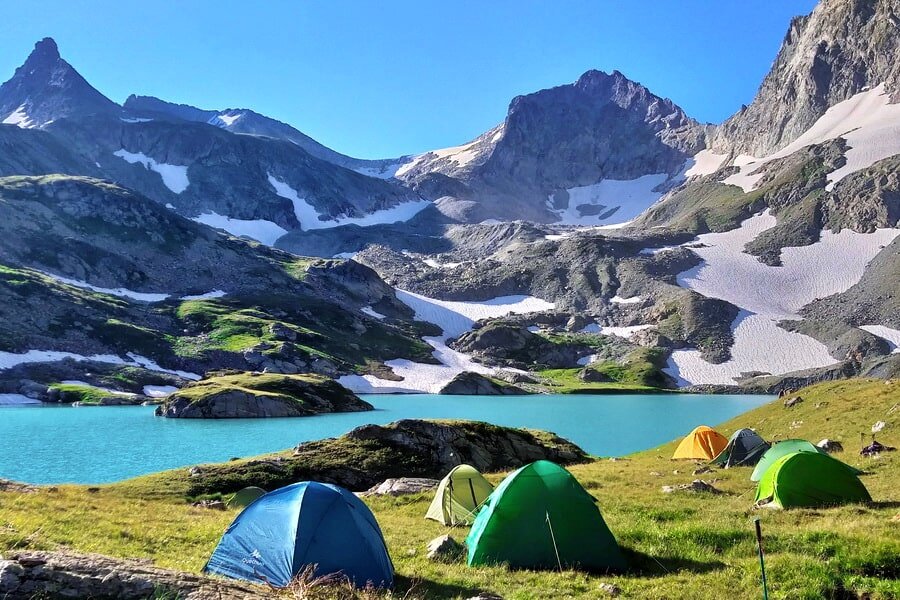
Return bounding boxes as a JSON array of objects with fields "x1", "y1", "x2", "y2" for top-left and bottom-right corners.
[{"x1": 1, "y1": 1, "x2": 818, "y2": 159}]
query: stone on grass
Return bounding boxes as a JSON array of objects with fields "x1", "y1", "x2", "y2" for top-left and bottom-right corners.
[
  {"x1": 817, "y1": 439, "x2": 844, "y2": 453},
  {"x1": 599, "y1": 582, "x2": 622, "y2": 596},
  {"x1": 872, "y1": 421, "x2": 887, "y2": 433},
  {"x1": 427, "y1": 535, "x2": 464, "y2": 562},
  {"x1": 662, "y1": 480, "x2": 723, "y2": 494},
  {"x1": 783, "y1": 396, "x2": 803, "y2": 408}
]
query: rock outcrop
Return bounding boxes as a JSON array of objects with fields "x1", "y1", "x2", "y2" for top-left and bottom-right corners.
[
  {"x1": 180, "y1": 419, "x2": 589, "y2": 496},
  {"x1": 156, "y1": 372, "x2": 371, "y2": 418},
  {"x1": 439, "y1": 372, "x2": 528, "y2": 395},
  {"x1": 0, "y1": 551, "x2": 265, "y2": 599}
]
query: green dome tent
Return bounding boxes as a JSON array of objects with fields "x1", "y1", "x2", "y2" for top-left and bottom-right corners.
[
  {"x1": 226, "y1": 486, "x2": 266, "y2": 509},
  {"x1": 711, "y1": 428, "x2": 770, "y2": 468},
  {"x1": 754, "y1": 451, "x2": 871, "y2": 509},
  {"x1": 426, "y1": 464, "x2": 494, "y2": 526},
  {"x1": 466, "y1": 460, "x2": 625, "y2": 572},
  {"x1": 750, "y1": 439, "x2": 825, "y2": 482}
]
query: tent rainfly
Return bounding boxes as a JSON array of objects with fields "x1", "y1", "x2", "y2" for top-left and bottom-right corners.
[
  {"x1": 754, "y1": 451, "x2": 871, "y2": 509},
  {"x1": 204, "y1": 482, "x2": 393, "y2": 588},
  {"x1": 466, "y1": 460, "x2": 626, "y2": 572},
  {"x1": 711, "y1": 428, "x2": 771, "y2": 468},
  {"x1": 672, "y1": 425, "x2": 729, "y2": 460},
  {"x1": 226, "y1": 486, "x2": 266, "y2": 509},
  {"x1": 426, "y1": 464, "x2": 494, "y2": 526},
  {"x1": 750, "y1": 439, "x2": 826, "y2": 482}
]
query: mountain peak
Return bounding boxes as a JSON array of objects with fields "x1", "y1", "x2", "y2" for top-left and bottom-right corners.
[{"x1": 0, "y1": 37, "x2": 118, "y2": 127}]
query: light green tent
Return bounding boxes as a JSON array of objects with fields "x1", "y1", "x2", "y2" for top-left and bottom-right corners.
[
  {"x1": 750, "y1": 439, "x2": 825, "y2": 482},
  {"x1": 466, "y1": 460, "x2": 625, "y2": 572},
  {"x1": 226, "y1": 486, "x2": 266, "y2": 509},
  {"x1": 754, "y1": 451, "x2": 871, "y2": 509},
  {"x1": 426, "y1": 464, "x2": 493, "y2": 526}
]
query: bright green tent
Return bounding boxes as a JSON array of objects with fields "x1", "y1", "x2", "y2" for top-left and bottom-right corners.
[
  {"x1": 466, "y1": 460, "x2": 625, "y2": 572},
  {"x1": 426, "y1": 464, "x2": 494, "y2": 526},
  {"x1": 750, "y1": 439, "x2": 825, "y2": 482},
  {"x1": 226, "y1": 486, "x2": 266, "y2": 509},
  {"x1": 754, "y1": 452, "x2": 871, "y2": 509}
]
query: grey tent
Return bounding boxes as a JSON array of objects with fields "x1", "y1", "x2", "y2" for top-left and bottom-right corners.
[{"x1": 711, "y1": 428, "x2": 770, "y2": 468}]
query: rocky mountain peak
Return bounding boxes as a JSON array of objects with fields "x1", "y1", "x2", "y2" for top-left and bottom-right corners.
[
  {"x1": 713, "y1": 0, "x2": 900, "y2": 156},
  {"x1": 0, "y1": 37, "x2": 118, "y2": 128}
]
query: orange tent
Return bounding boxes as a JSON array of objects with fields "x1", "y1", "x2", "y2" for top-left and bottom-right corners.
[{"x1": 672, "y1": 425, "x2": 728, "y2": 460}]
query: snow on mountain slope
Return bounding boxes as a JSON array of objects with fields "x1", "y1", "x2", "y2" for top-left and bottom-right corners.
[
  {"x1": 664, "y1": 211, "x2": 900, "y2": 385},
  {"x1": 268, "y1": 174, "x2": 431, "y2": 230},
  {"x1": 549, "y1": 173, "x2": 668, "y2": 226},
  {"x1": 860, "y1": 325, "x2": 900, "y2": 353},
  {"x1": 339, "y1": 291, "x2": 554, "y2": 393},
  {"x1": 0, "y1": 349, "x2": 199, "y2": 380},
  {"x1": 39, "y1": 271, "x2": 170, "y2": 302},
  {"x1": 2, "y1": 104, "x2": 33, "y2": 128},
  {"x1": 684, "y1": 149, "x2": 728, "y2": 177},
  {"x1": 724, "y1": 85, "x2": 900, "y2": 192},
  {"x1": 191, "y1": 212, "x2": 288, "y2": 246},
  {"x1": 113, "y1": 149, "x2": 190, "y2": 194}
]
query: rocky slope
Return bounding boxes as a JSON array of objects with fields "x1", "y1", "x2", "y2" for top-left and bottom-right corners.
[{"x1": 169, "y1": 419, "x2": 589, "y2": 496}]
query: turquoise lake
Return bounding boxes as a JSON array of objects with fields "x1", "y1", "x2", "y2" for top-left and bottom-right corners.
[{"x1": 0, "y1": 393, "x2": 770, "y2": 484}]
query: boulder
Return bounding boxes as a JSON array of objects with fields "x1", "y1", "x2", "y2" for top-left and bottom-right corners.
[
  {"x1": 599, "y1": 582, "x2": 622, "y2": 597},
  {"x1": 817, "y1": 439, "x2": 844, "y2": 453},
  {"x1": 783, "y1": 396, "x2": 803, "y2": 408},
  {"x1": 0, "y1": 551, "x2": 265, "y2": 599},
  {"x1": 439, "y1": 372, "x2": 528, "y2": 395},
  {"x1": 361, "y1": 478, "x2": 439, "y2": 497},
  {"x1": 426, "y1": 535, "x2": 464, "y2": 562},
  {"x1": 578, "y1": 368, "x2": 612, "y2": 383},
  {"x1": 0, "y1": 480, "x2": 36, "y2": 493},
  {"x1": 156, "y1": 372, "x2": 371, "y2": 418}
]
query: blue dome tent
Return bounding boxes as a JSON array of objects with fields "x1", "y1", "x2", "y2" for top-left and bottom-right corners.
[{"x1": 204, "y1": 482, "x2": 393, "y2": 588}]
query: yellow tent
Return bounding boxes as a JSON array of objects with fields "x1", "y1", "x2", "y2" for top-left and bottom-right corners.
[
  {"x1": 672, "y1": 425, "x2": 729, "y2": 460},
  {"x1": 426, "y1": 464, "x2": 494, "y2": 526}
]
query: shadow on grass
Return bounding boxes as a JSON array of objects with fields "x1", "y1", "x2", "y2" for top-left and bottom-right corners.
[
  {"x1": 620, "y1": 548, "x2": 726, "y2": 578},
  {"x1": 867, "y1": 500, "x2": 900, "y2": 509},
  {"x1": 395, "y1": 575, "x2": 485, "y2": 599}
]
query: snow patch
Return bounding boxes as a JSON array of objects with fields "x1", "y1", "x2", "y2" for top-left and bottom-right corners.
[
  {"x1": 580, "y1": 323, "x2": 654, "y2": 339},
  {"x1": 0, "y1": 350, "x2": 200, "y2": 380},
  {"x1": 120, "y1": 117, "x2": 153, "y2": 123},
  {"x1": 333, "y1": 252, "x2": 357, "y2": 259},
  {"x1": 2, "y1": 104, "x2": 33, "y2": 128},
  {"x1": 684, "y1": 150, "x2": 728, "y2": 177},
  {"x1": 40, "y1": 270, "x2": 170, "y2": 302},
  {"x1": 113, "y1": 149, "x2": 190, "y2": 194},
  {"x1": 142, "y1": 385, "x2": 178, "y2": 398},
  {"x1": 610, "y1": 295, "x2": 642, "y2": 304},
  {"x1": 423, "y1": 258, "x2": 462, "y2": 269},
  {"x1": 550, "y1": 174, "x2": 668, "y2": 226},
  {"x1": 361, "y1": 306, "x2": 386, "y2": 320},
  {"x1": 192, "y1": 211, "x2": 288, "y2": 246},
  {"x1": 181, "y1": 290, "x2": 226, "y2": 301},
  {"x1": 354, "y1": 162, "x2": 406, "y2": 179},
  {"x1": 860, "y1": 325, "x2": 900, "y2": 353},
  {"x1": 216, "y1": 112, "x2": 243, "y2": 127},
  {"x1": 664, "y1": 211, "x2": 900, "y2": 385},
  {"x1": 339, "y1": 291, "x2": 554, "y2": 393}
]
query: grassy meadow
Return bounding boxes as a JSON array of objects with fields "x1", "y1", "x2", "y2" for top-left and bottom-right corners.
[{"x1": 1, "y1": 379, "x2": 897, "y2": 599}]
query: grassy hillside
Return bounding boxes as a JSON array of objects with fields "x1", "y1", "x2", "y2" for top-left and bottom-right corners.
[{"x1": 0, "y1": 379, "x2": 897, "y2": 599}]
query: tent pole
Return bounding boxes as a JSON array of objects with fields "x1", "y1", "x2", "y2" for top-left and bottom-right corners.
[
  {"x1": 753, "y1": 518, "x2": 769, "y2": 600},
  {"x1": 546, "y1": 511, "x2": 563, "y2": 572}
]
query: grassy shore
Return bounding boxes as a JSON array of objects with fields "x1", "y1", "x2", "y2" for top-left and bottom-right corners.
[{"x1": 1, "y1": 379, "x2": 897, "y2": 599}]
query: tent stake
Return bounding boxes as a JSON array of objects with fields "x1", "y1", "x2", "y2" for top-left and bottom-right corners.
[{"x1": 753, "y1": 517, "x2": 769, "y2": 600}]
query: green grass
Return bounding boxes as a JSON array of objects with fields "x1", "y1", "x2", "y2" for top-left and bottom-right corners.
[
  {"x1": 538, "y1": 348, "x2": 673, "y2": 392},
  {"x1": 47, "y1": 383, "x2": 139, "y2": 405},
  {"x1": 1, "y1": 379, "x2": 897, "y2": 598}
]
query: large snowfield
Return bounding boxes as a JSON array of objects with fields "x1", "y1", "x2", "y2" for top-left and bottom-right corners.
[
  {"x1": 663, "y1": 211, "x2": 900, "y2": 385},
  {"x1": 724, "y1": 84, "x2": 900, "y2": 192},
  {"x1": 192, "y1": 211, "x2": 289, "y2": 246},
  {"x1": 339, "y1": 291, "x2": 554, "y2": 393}
]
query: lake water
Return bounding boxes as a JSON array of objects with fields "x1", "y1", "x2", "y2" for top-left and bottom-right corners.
[{"x1": 0, "y1": 393, "x2": 770, "y2": 484}]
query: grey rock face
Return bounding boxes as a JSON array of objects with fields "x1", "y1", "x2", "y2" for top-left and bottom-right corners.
[
  {"x1": 0, "y1": 38, "x2": 119, "y2": 128},
  {"x1": 361, "y1": 477, "x2": 440, "y2": 497},
  {"x1": 712, "y1": 0, "x2": 900, "y2": 156}
]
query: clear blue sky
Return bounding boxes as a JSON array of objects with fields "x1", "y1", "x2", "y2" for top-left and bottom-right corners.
[{"x1": 1, "y1": 1, "x2": 818, "y2": 159}]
